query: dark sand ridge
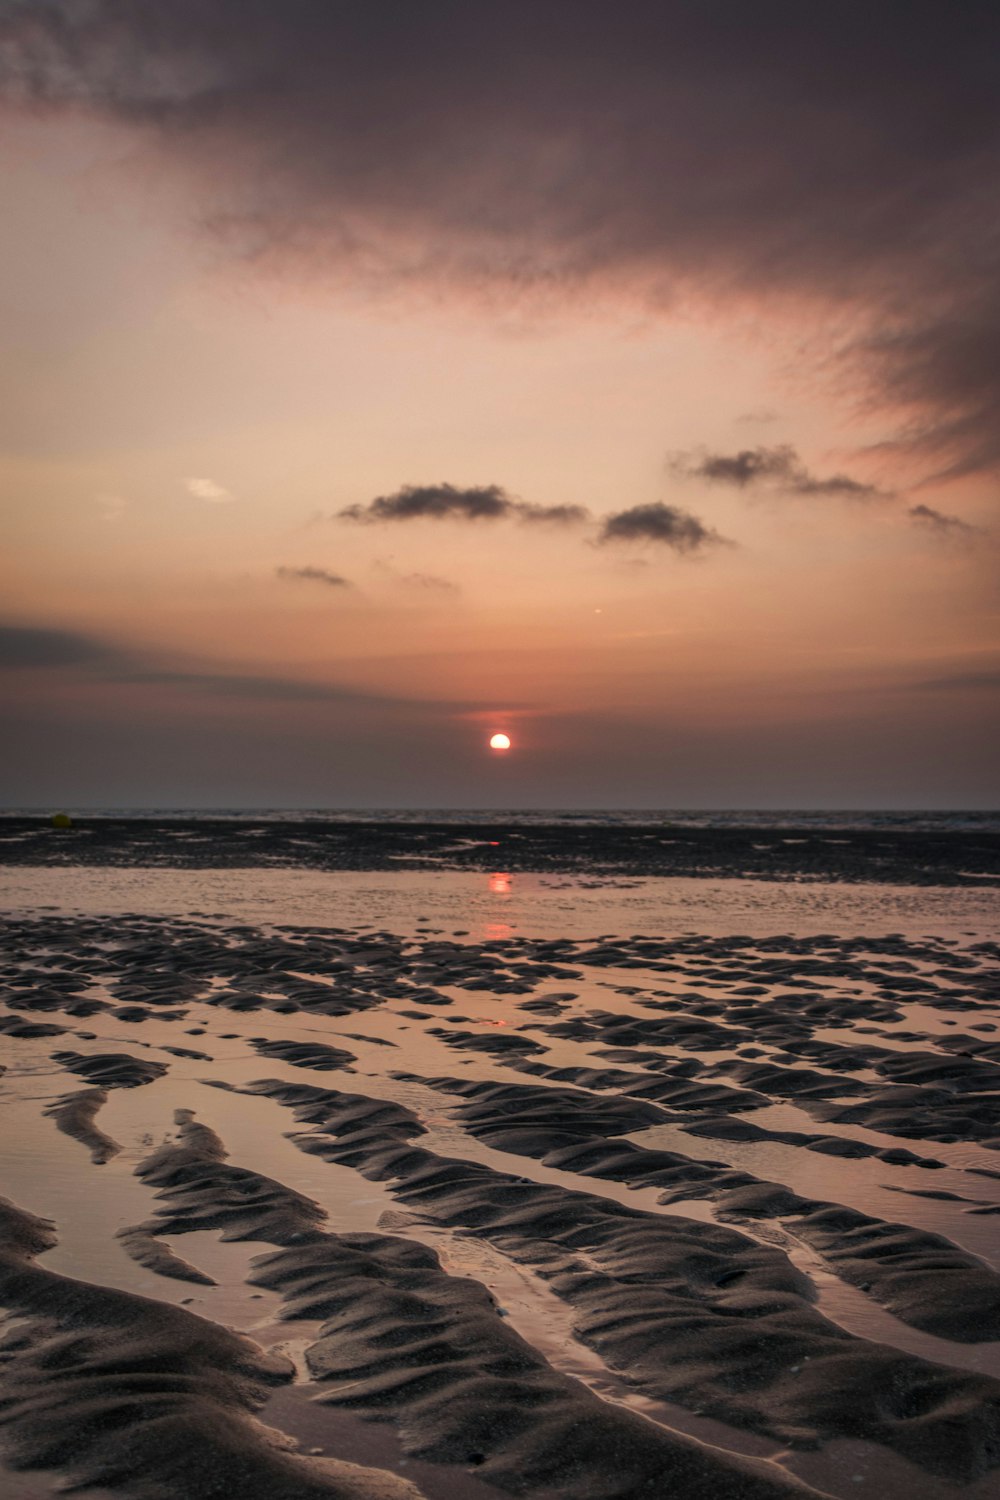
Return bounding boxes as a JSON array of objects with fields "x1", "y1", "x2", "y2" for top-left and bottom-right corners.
[
  {"x1": 390, "y1": 1074, "x2": 1000, "y2": 1341},
  {"x1": 388, "y1": 1015, "x2": 996, "y2": 1187},
  {"x1": 118, "y1": 1108, "x2": 823, "y2": 1499},
  {"x1": 250, "y1": 1037, "x2": 359, "y2": 1070},
  {"x1": 1, "y1": 912, "x2": 995, "y2": 1206},
  {"x1": 115, "y1": 1222, "x2": 218, "y2": 1286},
  {"x1": 25, "y1": 1008, "x2": 1000, "y2": 1326},
  {"x1": 602, "y1": 992, "x2": 998, "y2": 1063},
  {"x1": 510, "y1": 1036, "x2": 1000, "y2": 1151},
  {"x1": 2, "y1": 917, "x2": 997, "y2": 1120},
  {"x1": 434, "y1": 1035, "x2": 1000, "y2": 1256},
  {"x1": 52, "y1": 1050, "x2": 170, "y2": 1088},
  {"x1": 503, "y1": 1052, "x2": 937, "y2": 1150},
  {"x1": 631, "y1": 985, "x2": 987, "y2": 1041},
  {"x1": 5, "y1": 920, "x2": 996, "y2": 1054},
  {"x1": 38, "y1": 1049, "x2": 171, "y2": 1168},
  {"x1": 630, "y1": 1003, "x2": 1000, "y2": 1101},
  {"x1": 534, "y1": 994, "x2": 1000, "y2": 1077},
  {"x1": 133, "y1": 1109, "x2": 329, "y2": 1244},
  {"x1": 0, "y1": 1015, "x2": 67, "y2": 1039},
  {"x1": 810, "y1": 1086, "x2": 1000, "y2": 1147},
  {"x1": 497, "y1": 1056, "x2": 995, "y2": 1170},
  {"x1": 3, "y1": 913, "x2": 997, "y2": 1237},
  {"x1": 3, "y1": 814, "x2": 998, "y2": 885},
  {"x1": 8, "y1": 1047, "x2": 996, "y2": 1498},
  {"x1": 0, "y1": 1197, "x2": 424, "y2": 1500},
  {"x1": 3, "y1": 908, "x2": 1000, "y2": 1497},
  {"x1": 937, "y1": 1034, "x2": 1000, "y2": 1064},
  {"x1": 5, "y1": 913, "x2": 996, "y2": 1003},
  {"x1": 43, "y1": 1087, "x2": 121, "y2": 1165},
  {"x1": 223, "y1": 1077, "x2": 1000, "y2": 1483},
  {"x1": 444, "y1": 1034, "x2": 778, "y2": 1110}
]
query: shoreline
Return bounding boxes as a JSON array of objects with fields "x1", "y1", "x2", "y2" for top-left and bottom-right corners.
[{"x1": 0, "y1": 816, "x2": 997, "y2": 885}]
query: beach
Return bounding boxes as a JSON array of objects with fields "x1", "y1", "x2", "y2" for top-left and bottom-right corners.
[{"x1": 1, "y1": 819, "x2": 999, "y2": 1500}]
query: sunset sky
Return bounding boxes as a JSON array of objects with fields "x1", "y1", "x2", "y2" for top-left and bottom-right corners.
[{"x1": 1, "y1": 2, "x2": 997, "y2": 808}]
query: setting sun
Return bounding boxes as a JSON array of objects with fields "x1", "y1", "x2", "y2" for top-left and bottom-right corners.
[{"x1": 489, "y1": 733, "x2": 511, "y2": 751}]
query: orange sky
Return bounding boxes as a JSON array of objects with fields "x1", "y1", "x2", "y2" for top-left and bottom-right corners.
[{"x1": 1, "y1": 7, "x2": 998, "y2": 807}]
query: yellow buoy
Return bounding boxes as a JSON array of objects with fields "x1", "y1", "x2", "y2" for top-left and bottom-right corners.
[{"x1": 51, "y1": 812, "x2": 72, "y2": 829}]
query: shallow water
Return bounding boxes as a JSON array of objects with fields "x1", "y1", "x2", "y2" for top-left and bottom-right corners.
[{"x1": 2, "y1": 864, "x2": 997, "y2": 939}]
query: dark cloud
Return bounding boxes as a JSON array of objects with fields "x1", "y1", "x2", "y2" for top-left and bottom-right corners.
[
  {"x1": 912, "y1": 668, "x2": 1000, "y2": 692},
  {"x1": 276, "y1": 565, "x2": 352, "y2": 587},
  {"x1": 908, "y1": 503, "x2": 982, "y2": 538},
  {"x1": 339, "y1": 483, "x2": 588, "y2": 525},
  {"x1": 103, "y1": 667, "x2": 516, "y2": 716},
  {"x1": 0, "y1": 617, "x2": 483, "y2": 712},
  {"x1": 672, "y1": 445, "x2": 890, "y2": 501},
  {"x1": 0, "y1": 623, "x2": 124, "y2": 669},
  {"x1": 340, "y1": 483, "x2": 512, "y2": 523},
  {"x1": 0, "y1": 623, "x2": 378, "y2": 703},
  {"x1": 115, "y1": 669, "x2": 385, "y2": 704},
  {"x1": 858, "y1": 308, "x2": 1000, "y2": 482},
  {"x1": 4, "y1": 4, "x2": 999, "y2": 479},
  {"x1": 516, "y1": 502, "x2": 590, "y2": 525},
  {"x1": 597, "y1": 503, "x2": 725, "y2": 553}
]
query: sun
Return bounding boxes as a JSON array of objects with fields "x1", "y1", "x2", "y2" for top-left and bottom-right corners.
[{"x1": 489, "y1": 732, "x2": 512, "y2": 751}]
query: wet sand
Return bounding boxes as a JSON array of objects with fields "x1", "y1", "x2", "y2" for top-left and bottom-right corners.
[{"x1": 1, "y1": 861, "x2": 999, "y2": 1499}]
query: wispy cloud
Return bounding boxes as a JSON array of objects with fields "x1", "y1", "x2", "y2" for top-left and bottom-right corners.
[
  {"x1": 115, "y1": 668, "x2": 380, "y2": 703},
  {"x1": 276, "y1": 565, "x2": 352, "y2": 588},
  {"x1": 671, "y1": 445, "x2": 890, "y2": 501},
  {"x1": 373, "y1": 561, "x2": 460, "y2": 594},
  {"x1": 186, "y1": 477, "x2": 233, "y2": 503},
  {"x1": 338, "y1": 482, "x2": 589, "y2": 526},
  {"x1": 911, "y1": 668, "x2": 1000, "y2": 692},
  {"x1": 736, "y1": 410, "x2": 779, "y2": 425},
  {"x1": 908, "y1": 504, "x2": 983, "y2": 540},
  {"x1": 597, "y1": 503, "x2": 726, "y2": 553},
  {"x1": 396, "y1": 571, "x2": 458, "y2": 592},
  {"x1": 0, "y1": 624, "x2": 125, "y2": 670}
]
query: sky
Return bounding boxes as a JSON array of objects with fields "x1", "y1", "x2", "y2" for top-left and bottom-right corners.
[{"x1": 1, "y1": 1, "x2": 998, "y2": 809}]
